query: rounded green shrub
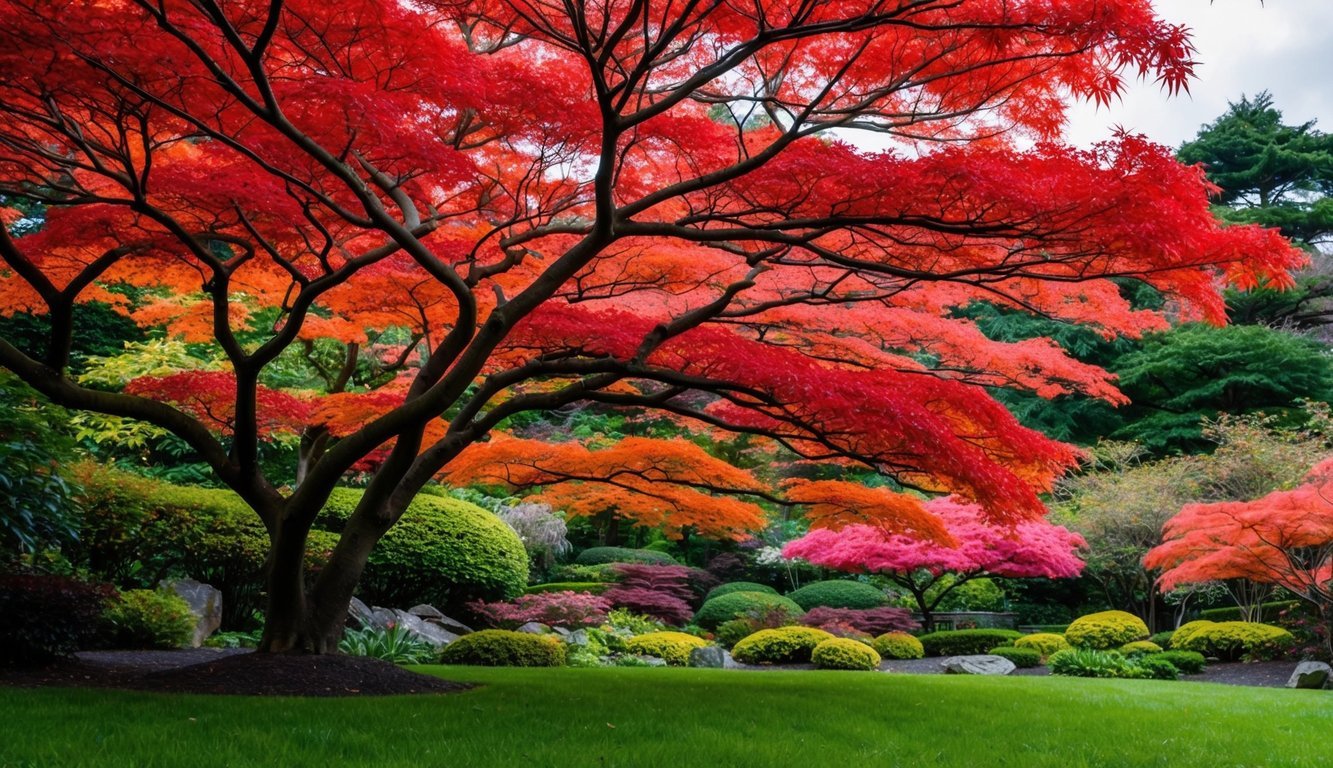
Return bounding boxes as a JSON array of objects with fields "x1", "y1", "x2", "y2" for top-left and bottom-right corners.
[
  {"x1": 1171, "y1": 621, "x2": 1295, "y2": 661},
  {"x1": 1137, "y1": 655, "x2": 1180, "y2": 680},
  {"x1": 715, "y1": 619, "x2": 756, "y2": 649},
  {"x1": 1014, "y1": 632, "x2": 1070, "y2": 659},
  {"x1": 321, "y1": 488, "x2": 528, "y2": 615},
  {"x1": 1168, "y1": 620, "x2": 1213, "y2": 650},
  {"x1": 1149, "y1": 630, "x2": 1175, "y2": 648},
  {"x1": 694, "y1": 591, "x2": 804, "y2": 630},
  {"x1": 624, "y1": 631, "x2": 710, "y2": 666},
  {"x1": 574, "y1": 547, "x2": 678, "y2": 566},
  {"x1": 704, "y1": 581, "x2": 778, "y2": 602},
  {"x1": 872, "y1": 631, "x2": 924, "y2": 660},
  {"x1": 811, "y1": 638, "x2": 881, "y2": 671},
  {"x1": 1064, "y1": 610, "x2": 1149, "y2": 650},
  {"x1": 524, "y1": 582, "x2": 610, "y2": 595},
  {"x1": 100, "y1": 589, "x2": 195, "y2": 649},
  {"x1": 918, "y1": 629, "x2": 1022, "y2": 657},
  {"x1": 1120, "y1": 640, "x2": 1163, "y2": 656},
  {"x1": 731, "y1": 627, "x2": 834, "y2": 665},
  {"x1": 786, "y1": 581, "x2": 888, "y2": 611},
  {"x1": 1157, "y1": 650, "x2": 1207, "y2": 674},
  {"x1": 988, "y1": 646, "x2": 1041, "y2": 668},
  {"x1": 439, "y1": 630, "x2": 565, "y2": 667}
]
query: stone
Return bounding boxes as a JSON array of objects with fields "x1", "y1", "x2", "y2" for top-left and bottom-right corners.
[
  {"x1": 688, "y1": 645, "x2": 739, "y2": 669},
  {"x1": 1286, "y1": 661, "x2": 1332, "y2": 690},
  {"x1": 551, "y1": 626, "x2": 571, "y2": 637},
  {"x1": 408, "y1": 604, "x2": 444, "y2": 620},
  {"x1": 370, "y1": 606, "x2": 398, "y2": 631},
  {"x1": 638, "y1": 655, "x2": 668, "y2": 667},
  {"x1": 940, "y1": 655, "x2": 1016, "y2": 676},
  {"x1": 564, "y1": 629, "x2": 590, "y2": 646},
  {"x1": 346, "y1": 597, "x2": 378, "y2": 630},
  {"x1": 159, "y1": 578, "x2": 221, "y2": 648},
  {"x1": 428, "y1": 614, "x2": 474, "y2": 636},
  {"x1": 390, "y1": 609, "x2": 460, "y2": 649},
  {"x1": 516, "y1": 621, "x2": 551, "y2": 634}
]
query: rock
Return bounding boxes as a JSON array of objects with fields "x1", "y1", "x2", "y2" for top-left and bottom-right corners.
[
  {"x1": 346, "y1": 597, "x2": 378, "y2": 630},
  {"x1": 564, "y1": 629, "x2": 589, "y2": 646},
  {"x1": 638, "y1": 655, "x2": 668, "y2": 667},
  {"x1": 159, "y1": 578, "x2": 221, "y2": 648},
  {"x1": 940, "y1": 655, "x2": 1016, "y2": 676},
  {"x1": 551, "y1": 626, "x2": 570, "y2": 637},
  {"x1": 1286, "y1": 661, "x2": 1332, "y2": 690},
  {"x1": 516, "y1": 622, "x2": 551, "y2": 634},
  {"x1": 688, "y1": 645, "x2": 739, "y2": 669},
  {"x1": 390, "y1": 609, "x2": 460, "y2": 649},
  {"x1": 370, "y1": 607, "x2": 398, "y2": 631},
  {"x1": 428, "y1": 614, "x2": 474, "y2": 636},
  {"x1": 408, "y1": 604, "x2": 444, "y2": 620}
]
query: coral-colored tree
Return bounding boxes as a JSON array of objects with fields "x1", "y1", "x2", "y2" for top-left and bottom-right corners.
[
  {"x1": 1146, "y1": 458, "x2": 1333, "y2": 650},
  {"x1": 0, "y1": 0, "x2": 1303, "y2": 652},
  {"x1": 783, "y1": 498, "x2": 1086, "y2": 630}
]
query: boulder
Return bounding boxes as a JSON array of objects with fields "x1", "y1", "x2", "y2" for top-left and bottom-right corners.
[
  {"x1": 408, "y1": 604, "x2": 445, "y2": 620},
  {"x1": 688, "y1": 645, "x2": 739, "y2": 669},
  {"x1": 516, "y1": 621, "x2": 552, "y2": 635},
  {"x1": 429, "y1": 614, "x2": 474, "y2": 636},
  {"x1": 159, "y1": 578, "x2": 221, "y2": 648},
  {"x1": 940, "y1": 655, "x2": 1016, "y2": 676},
  {"x1": 564, "y1": 629, "x2": 590, "y2": 647},
  {"x1": 346, "y1": 597, "x2": 378, "y2": 630},
  {"x1": 370, "y1": 606, "x2": 398, "y2": 631},
  {"x1": 636, "y1": 655, "x2": 668, "y2": 667},
  {"x1": 390, "y1": 609, "x2": 460, "y2": 649},
  {"x1": 1286, "y1": 661, "x2": 1333, "y2": 690}
]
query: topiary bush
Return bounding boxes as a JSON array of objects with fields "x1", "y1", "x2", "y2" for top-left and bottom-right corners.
[
  {"x1": 99, "y1": 588, "x2": 196, "y2": 649},
  {"x1": 872, "y1": 631, "x2": 925, "y2": 660},
  {"x1": 988, "y1": 646, "x2": 1041, "y2": 668},
  {"x1": 1171, "y1": 621, "x2": 1295, "y2": 661},
  {"x1": 317, "y1": 489, "x2": 528, "y2": 616},
  {"x1": 574, "y1": 547, "x2": 678, "y2": 566},
  {"x1": 704, "y1": 581, "x2": 778, "y2": 602},
  {"x1": 1120, "y1": 640, "x2": 1163, "y2": 656},
  {"x1": 731, "y1": 627, "x2": 835, "y2": 665},
  {"x1": 624, "y1": 632, "x2": 710, "y2": 666},
  {"x1": 694, "y1": 591, "x2": 804, "y2": 630},
  {"x1": 1157, "y1": 650, "x2": 1207, "y2": 674},
  {"x1": 439, "y1": 629, "x2": 566, "y2": 667},
  {"x1": 786, "y1": 580, "x2": 888, "y2": 611},
  {"x1": 1014, "y1": 632, "x2": 1070, "y2": 659},
  {"x1": 0, "y1": 572, "x2": 111, "y2": 666},
  {"x1": 811, "y1": 638, "x2": 881, "y2": 670},
  {"x1": 918, "y1": 629, "x2": 1023, "y2": 657},
  {"x1": 1064, "y1": 610, "x2": 1149, "y2": 650}
]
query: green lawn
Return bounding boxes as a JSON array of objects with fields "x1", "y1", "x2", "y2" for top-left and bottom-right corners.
[{"x1": 1, "y1": 667, "x2": 1330, "y2": 767}]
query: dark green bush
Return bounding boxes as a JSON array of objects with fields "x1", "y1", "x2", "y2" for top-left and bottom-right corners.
[
  {"x1": 811, "y1": 638, "x2": 881, "y2": 671},
  {"x1": 1149, "y1": 630, "x2": 1175, "y2": 648},
  {"x1": 99, "y1": 588, "x2": 195, "y2": 649},
  {"x1": 320, "y1": 488, "x2": 528, "y2": 615},
  {"x1": 1199, "y1": 601, "x2": 1299, "y2": 623},
  {"x1": 574, "y1": 547, "x2": 678, "y2": 566},
  {"x1": 1049, "y1": 648, "x2": 1179, "y2": 680},
  {"x1": 731, "y1": 627, "x2": 834, "y2": 664},
  {"x1": 1157, "y1": 650, "x2": 1207, "y2": 674},
  {"x1": 525, "y1": 582, "x2": 610, "y2": 595},
  {"x1": 786, "y1": 581, "x2": 887, "y2": 611},
  {"x1": 1137, "y1": 655, "x2": 1180, "y2": 680},
  {"x1": 715, "y1": 619, "x2": 756, "y2": 649},
  {"x1": 989, "y1": 646, "x2": 1041, "y2": 668},
  {"x1": 439, "y1": 630, "x2": 566, "y2": 667},
  {"x1": 918, "y1": 629, "x2": 1022, "y2": 657},
  {"x1": 694, "y1": 591, "x2": 804, "y2": 630},
  {"x1": 704, "y1": 581, "x2": 778, "y2": 602},
  {"x1": 0, "y1": 573, "x2": 111, "y2": 665}
]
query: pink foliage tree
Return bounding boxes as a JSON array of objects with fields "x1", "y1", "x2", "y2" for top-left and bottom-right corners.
[{"x1": 783, "y1": 498, "x2": 1086, "y2": 630}]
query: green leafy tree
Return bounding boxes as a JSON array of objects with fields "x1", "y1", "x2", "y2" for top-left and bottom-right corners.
[{"x1": 0, "y1": 373, "x2": 79, "y2": 558}]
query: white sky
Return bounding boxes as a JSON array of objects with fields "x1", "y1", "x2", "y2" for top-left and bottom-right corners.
[{"x1": 1063, "y1": 0, "x2": 1333, "y2": 149}]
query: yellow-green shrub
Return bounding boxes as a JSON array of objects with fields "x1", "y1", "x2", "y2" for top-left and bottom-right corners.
[
  {"x1": 1015, "y1": 632, "x2": 1070, "y2": 659},
  {"x1": 1169, "y1": 620, "x2": 1213, "y2": 650},
  {"x1": 1120, "y1": 640, "x2": 1163, "y2": 656},
  {"x1": 812, "y1": 638, "x2": 881, "y2": 670},
  {"x1": 1064, "y1": 610, "x2": 1149, "y2": 650},
  {"x1": 439, "y1": 630, "x2": 565, "y2": 667},
  {"x1": 731, "y1": 627, "x2": 834, "y2": 665},
  {"x1": 625, "y1": 632, "x2": 710, "y2": 666},
  {"x1": 872, "y1": 631, "x2": 924, "y2": 660},
  {"x1": 1171, "y1": 621, "x2": 1295, "y2": 661},
  {"x1": 100, "y1": 589, "x2": 194, "y2": 649}
]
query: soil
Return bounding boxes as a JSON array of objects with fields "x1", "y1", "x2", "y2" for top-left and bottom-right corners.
[{"x1": 0, "y1": 649, "x2": 472, "y2": 697}]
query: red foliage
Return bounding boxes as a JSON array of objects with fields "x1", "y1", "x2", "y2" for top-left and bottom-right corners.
[
  {"x1": 600, "y1": 586, "x2": 695, "y2": 627},
  {"x1": 799, "y1": 606, "x2": 920, "y2": 636},
  {"x1": 467, "y1": 591, "x2": 611, "y2": 630},
  {"x1": 612, "y1": 563, "x2": 718, "y2": 609}
]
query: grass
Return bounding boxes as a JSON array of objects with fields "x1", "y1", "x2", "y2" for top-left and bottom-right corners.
[{"x1": 2, "y1": 667, "x2": 1331, "y2": 767}]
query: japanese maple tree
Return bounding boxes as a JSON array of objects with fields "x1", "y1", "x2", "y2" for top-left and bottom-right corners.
[
  {"x1": 0, "y1": 0, "x2": 1304, "y2": 652},
  {"x1": 783, "y1": 497, "x2": 1086, "y2": 630}
]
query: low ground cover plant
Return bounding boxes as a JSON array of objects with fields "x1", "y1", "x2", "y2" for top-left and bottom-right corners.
[
  {"x1": 1049, "y1": 648, "x2": 1178, "y2": 680},
  {"x1": 339, "y1": 625, "x2": 437, "y2": 665}
]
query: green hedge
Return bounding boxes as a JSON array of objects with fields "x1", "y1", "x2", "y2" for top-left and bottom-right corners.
[
  {"x1": 988, "y1": 646, "x2": 1041, "y2": 668},
  {"x1": 694, "y1": 592, "x2": 804, "y2": 630},
  {"x1": 574, "y1": 547, "x2": 678, "y2": 566},
  {"x1": 1198, "y1": 601, "x2": 1300, "y2": 623},
  {"x1": 704, "y1": 582, "x2": 778, "y2": 602},
  {"x1": 918, "y1": 629, "x2": 1022, "y2": 657},
  {"x1": 785, "y1": 581, "x2": 888, "y2": 611},
  {"x1": 439, "y1": 629, "x2": 565, "y2": 667}
]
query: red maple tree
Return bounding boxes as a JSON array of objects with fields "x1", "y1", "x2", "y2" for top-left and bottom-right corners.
[{"x1": 0, "y1": 0, "x2": 1304, "y2": 651}]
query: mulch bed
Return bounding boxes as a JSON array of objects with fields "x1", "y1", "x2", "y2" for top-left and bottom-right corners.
[{"x1": 0, "y1": 649, "x2": 472, "y2": 697}]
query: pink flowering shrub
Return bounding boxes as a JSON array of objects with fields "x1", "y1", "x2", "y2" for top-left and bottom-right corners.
[{"x1": 469, "y1": 591, "x2": 612, "y2": 629}]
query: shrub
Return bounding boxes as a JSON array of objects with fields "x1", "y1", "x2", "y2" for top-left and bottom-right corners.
[
  {"x1": 546, "y1": 563, "x2": 622, "y2": 583},
  {"x1": 321, "y1": 488, "x2": 528, "y2": 615},
  {"x1": 694, "y1": 591, "x2": 804, "y2": 630},
  {"x1": 918, "y1": 629, "x2": 1023, "y2": 657},
  {"x1": 1199, "y1": 601, "x2": 1300, "y2": 623},
  {"x1": 872, "y1": 632, "x2": 925, "y2": 660},
  {"x1": 988, "y1": 646, "x2": 1041, "y2": 668},
  {"x1": 624, "y1": 632, "x2": 710, "y2": 666},
  {"x1": 1049, "y1": 648, "x2": 1180, "y2": 680},
  {"x1": 575, "y1": 547, "x2": 678, "y2": 566},
  {"x1": 1064, "y1": 610, "x2": 1149, "y2": 650},
  {"x1": 601, "y1": 587, "x2": 694, "y2": 626},
  {"x1": 339, "y1": 625, "x2": 437, "y2": 665},
  {"x1": 1014, "y1": 633, "x2": 1070, "y2": 659},
  {"x1": 100, "y1": 589, "x2": 195, "y2": 649},
  {"x1": 524, "y1": 582, "x2": 610, "y2": 595},
  {"x1": 704, "y1": 552, "x2": 748, "y2": 580},
  {"x1": 1157, "y1": 650, "x2": 1207, "y2": 674},
  {"x1": 731, "y1": 627, "x2": 835, "y2": 665},
  {"x1": 1149, "y1": 630, "x2": 1175, "y2": 648},
  {"x1": 605, "y1": 608, "x2": 666, "y2": 636},
  {"x1": 0, "y1": 572, "x2": 111, "y2": 665},
  {"x1": 1171, "y1": 621, "x2": 1295, "y2": 661},
  {"x1": 1137, "y1": 654, "x2": 1180, "y2": 680},
  {"x1": 786, "y1": 580, "x2": 888, "y2": 611},
  {"x1": 439, "y1": 629, "x2": 565, "y2": 667},
  {"x1": 612, "y1": 563, "x2": 716, "y2": 607},
  {"x1": 812, "y1": 638, "x2": 881, "y2": 670},
  {"x1": 716, "y1": 619, "x2": 757, "y2": 649},
  {"x1": 799, "y1": 606, "x2": 918, "y2": 636},
  {"x1": 1120, "y1": 640, "x2": 1163, "y2": 656},
  {"x1": 704, "y1": 581, "x2": 778, "y2": 602},
  {"x1": 469, "y1": 591, "x2": 612, "y2": 629}
]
